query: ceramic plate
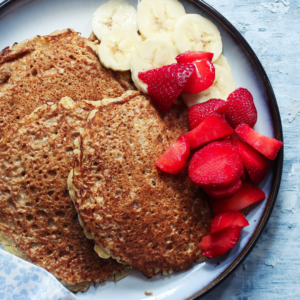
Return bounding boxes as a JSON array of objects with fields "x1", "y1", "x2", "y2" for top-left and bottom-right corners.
[{"x1": 0, "y1": 0, "x2": 283, "y2": 299}]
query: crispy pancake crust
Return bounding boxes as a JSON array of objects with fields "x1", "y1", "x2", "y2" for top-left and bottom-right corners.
[
  {"x1": 0, "y1": 29, "x2": 132, "y2": 140},
  {"x1": 0, "y1": 94, "x2": 138, "y2": 291},
  {"x1": 70, "y1": 95, "x2": 212, "y2": 277}
]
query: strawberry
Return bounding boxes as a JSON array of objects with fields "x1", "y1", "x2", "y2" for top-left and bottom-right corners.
[
  {"x1": 138, "y1": 63, "x2": 195, "y2": 113},
  {"x1": 232, "y1": 136, "x2": 269, "y2": 183},
  {"x1": 203, "y1": 178, "x2": 242, "y2": 199},
  {"x1": 155, "y1": 136, "x2": 190, "y2": 175},
  {"x1": 235, "y1": 123, "x2": 283, "y2": 160},
  {"x1": 188, "y1": 99, "x2": 230, "y2": 130},
  {"x1": 225, "y1": 88, "x2": 257, "y2": 129},
  {"x1": 176, "y1": 51, "x2": 214, "y2": 63},
  {"x1": 200, "y1": 226, "x2": 241, "y2": 258},
  {"x1": 183, "y1": 59, "x2": 215, "y2": 94},
  {"x1": 184, "y1": 113, "x2": 234, "y2": 150},
  {"x1": 211, "y1": 181, "x2": 266, "y2": 216},
  {"x1": 188, "y1": 141, "x2": 244, "y2": 188},
  {"x1": 210, "y1": 211, "x2": 249, "y2": 234}
]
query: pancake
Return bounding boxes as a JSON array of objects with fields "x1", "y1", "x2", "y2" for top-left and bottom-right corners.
[
  {"x1": 69, "y1": 94, "x2": 212, "y2": 278},
  {"x1": 0, "y1": 29, "x2": 132, "y2": 140},
  {"x1": 0, "y1": 92, "x2": 138, "y2": 291}
]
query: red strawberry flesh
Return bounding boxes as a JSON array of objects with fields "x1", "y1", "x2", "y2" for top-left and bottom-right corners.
[
  {"x1": 203, "y1": 178, "x2": 242, "y2": 199},
  {"x1": 155, "y1": 136, "x2": 190, "y2": 175},
  {"x1": 188, "y1": 99, "x2": 229, "y2": 130},
  {"x1": 138, "y1": 63, "x2": 195, "y2": 113},
  {"x1": 211, "y1": 181, "x2": 266, "y2": 216},
  {"x1": 176, "y1": 51, "x2": 214, "y2": 63},
  {"x1": 210, "y1": 211, "x2": 249, "y2": 234},
  {"x1": 235, "y1": 123, "x2": 283, "y2": 160},
  {"x1": 200, "y1": 226, "x2": 241, "y2": 258},
  {"x1": 225, "y1": 88, "x2": 257, "y2": 129}
]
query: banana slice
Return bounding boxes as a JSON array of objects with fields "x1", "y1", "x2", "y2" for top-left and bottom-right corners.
[
  {"x1": 98, "y1": 29, "x2": 142, "y2": 71},
  {"x1": 92, "y1": 0, "x2": 137, "y2": 41},
  {"x1": 137, "y1": 0, "x2": 186, "y2": 43},
  {"x1": 173, "y1": 14, "x2": 222, "y2": 62},
  {"x1": 214, "y1": 54, "x2": 232, "y2": 73},
  {"x1": 181, "y1": 65, "x2": 236, "y2": 108},
  {"x1": 131, "y1": 38, "x2": 178, "y2": 93}
]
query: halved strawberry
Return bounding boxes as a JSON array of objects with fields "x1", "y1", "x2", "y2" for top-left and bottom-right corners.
[
  {"x1": 183, "y1": 59, "x2": 215, "y2": 94},
  {"x1": 188, "y1": 141, "x2": 244, "y2": 188},
  {"x1": 211, "y1": 181, "x2": 266, "y2": 216},
  {"x1": 184, "y1": 113, "x2": 234, "y2": 150},
  {"x1": 232, "y1": 136, "x2": 269, "y2": 183},
  {"x1": 188, "y1": 99, "x2": 229, "y2": 130},
  {"x1": 210, "y1": 211, "x2": 249, "y2": 234},
  {"x1": 225, "y1": 88, "x2": 257, "y2": 129},
  {"x1": 200, "y1": 226, "x2": 241, "y2": 258},
  {"x1": 138, "y1": 63, "x2": 195, "y2": 113},
  {"x1": 235, "y1": 124, "x2": 283, "y2": 160},
  {"x1": 176, "y1": 51, "x2": 214, "y2": 63},
  {"x1": 203, "y1": 178, "x2": 242, "y2": 199},
  {"x1": 155, "y1": 136, "x2": 190, "y2": 175}
]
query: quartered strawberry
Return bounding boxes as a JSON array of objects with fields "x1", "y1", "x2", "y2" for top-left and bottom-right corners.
[
  {"x1": 225, "y1": 88, "x2": 257, "y2": 129},
  {"x1": 183, "y1": 59, "x2": 215, "y2": 94},
  {"x1": 138, "y1": 63, "x2": 195, "y2": 113},
  {"x1": 235, "y1": 123, "x2": 283, "y2": 160},
  {"x1": 188, "y1": 99, "x2": 230, "y2": 130},
  {"x1": 200, "y1": 226, "x2": 241, "y2": 258},
  {"x1": 203, "y1": 178, "x2": 242, "y2": 199},
  {"x1": 184, "y1": 113, "x2": 234, "y2": 150},
  {"x1": 188, "y1": 141, "x2": 244, "y2": 188},
  {"x1": 210, "y1": 211, "x2": 249, "y2": 234},
  {"x1": 176, "y1": 51, "x2": 214, "y2": 64},
  {"x1": 155, "y1": 136, "x2": 190, "y2": 175},
  {"x1": 211, "y1": 181, "x2": 266, "y2": 216},
  {"x1": 232, "y1": 136, "x2": 269, "y2": 183}
]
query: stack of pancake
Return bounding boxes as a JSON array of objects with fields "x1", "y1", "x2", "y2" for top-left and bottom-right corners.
[{"x1": 0, "y1": 29, "x2": 211, "y2": 292}]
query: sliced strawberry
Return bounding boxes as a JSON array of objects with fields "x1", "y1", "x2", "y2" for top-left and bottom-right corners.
[
  {"x1": 203, "y1": 178, "x2": 242, "y2": 199},
  {"x1": 200, "y1": 226, "x2": 241, "y2": 258},
  {"x1": 138, "y1": 63, "x2": 195, "y2": 113},
  {"x1": 184, "y1": 113, "x2": 234, "y2": 150},
  {"x1": 176, "y1": 51, "x2": 214, "y2": 63},
  {"x1": 210, "y1": 211, "x2": 249, "y2": 234},
  {"x1": 183, "y1": 59, "x2": 215, "y2": 94},
  {"x1": 188, "y1": 141, "x2": 244, "y2": 188},
  {"x1": 188, "y1": 99, "x2": 229, "y2": 130},
  {"x1": 232, "y1": 136, "x2": 269, "y2": 183},
  {"x1": 211, "y1": 181, "x2": 266, "y2": 216},
  {"x1": 235, "y1": 124, "x2": 283, "y2": 160},
  {"x1": 155, "y1": 136, "x2": 190, "y2": 175},
  {"x1": 225, "y1": 88, "x2": 257, "y2": 129}
]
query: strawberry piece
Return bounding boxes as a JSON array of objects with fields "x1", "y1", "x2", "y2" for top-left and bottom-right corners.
[
  {"x1": 200, "y1": 226, "x2": 241, "y2": 258},
  {"x1": 138, "y1": 63, "x2": 195, "y2": 113},
  {"x1": 188, "y1": 99, "x2": 230, "y2": 130},
  {"x1": 188, "y1": 141, "x2": 244, "y2": 188},
  {"x1": 235, "y1": 124, "x2": 283, "y2": 160},
  {"x1": 184, "y1": 113, "x2": 234, "y2": 150},
  {"x1": 211, "y1": 181, "x2": 266, "y2": 216},
  {"x1": 203, "y1": 178, "x2": 242, "y2": 199},
  {"x1": 155, "y1": 136, "x2": 190, "y2": 175},
  {"x1": 176, "y1": 51, "x2": 214, "y2": 63},
  {"x1": 225, "y1": 88, "x2": 257, "y2": 129},
  {"x1": 210, "y1": 211, "x2": 249, "y2": 234},
  {"x1": 241, "y1": 166, "x2": 247, "y2": 180},
  {"x1": 183, "y1": 59, "x2": 215, "y2": 94},
  {"x1": 232, "y1": 136, "x2": 269, "y2": 183}
]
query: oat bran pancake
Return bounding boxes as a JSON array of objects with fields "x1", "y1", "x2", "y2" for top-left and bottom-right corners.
[
  {"x1": 0, "y1": 29, "x2": 132, "y2": 139},
  {"x1": 69, "y1": 94, "x2": 212, "y2": 278},
  {"x1": 0, "y1": 93, "x2": 138, "y2": 291}
]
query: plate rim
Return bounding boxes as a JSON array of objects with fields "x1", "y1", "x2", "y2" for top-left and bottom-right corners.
[{"x1": 0, "y1": 0, "x2": 283, "y2": 299}]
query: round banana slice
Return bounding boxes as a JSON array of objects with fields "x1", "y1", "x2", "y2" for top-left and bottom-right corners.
[
  {"x1": 214, "y1": 54, "x2": 232, "y2": 73},
  {"x1": 131, "y1": 38, "x2": 178, "y2": 93},
  {"x1": 137, "y1": 0, "x2": 186, "y2": 43},
  {"x1": 181, "y1": 65, "x2": 236, "y2": 108},
  {"x1": 173, "y1": 14, "x2": 222, "y2": 62},
  {"x1": 92, "y1": 0, "x2": 137, "y2": 41},
  {"x1": 98, "y1": 29, "x2": 142, "y2": 71}
]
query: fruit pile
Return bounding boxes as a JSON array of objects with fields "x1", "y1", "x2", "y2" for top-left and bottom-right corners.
[{"x1": 140, "y1": 51, "x2": 283, "y2": 259}]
